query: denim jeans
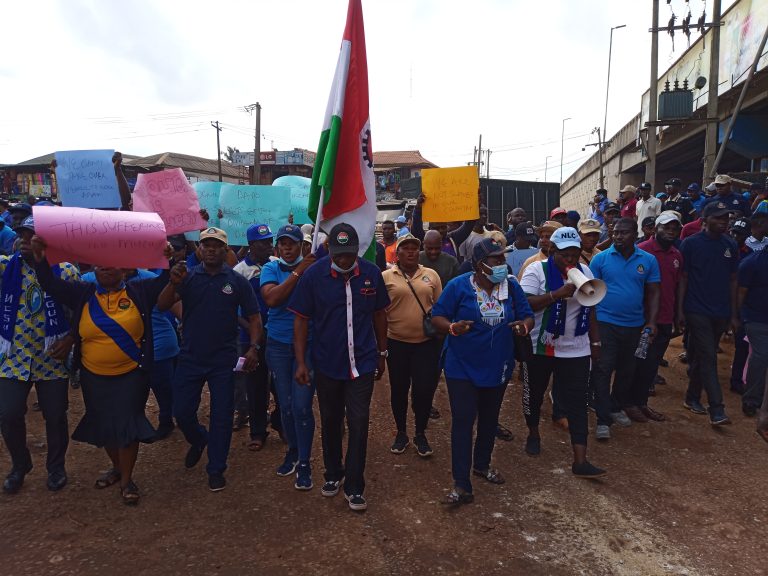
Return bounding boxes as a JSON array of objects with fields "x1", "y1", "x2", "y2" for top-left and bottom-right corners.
[
  {"x1": 266, "y1": 338, "x2": 315, "y2": 463},
  {"x1": 685, "y1": 313, "x2": 729, "y2": 414},
  {"x1": 743, "y1": 322, "x2": 768, "y2": 411},
  {"x1": 592, "y1": 321, "x2": 642, "y2": 425},
  {"x1": 172, "y1": 355, "x2": 235, "y2": 475},
  {"x1": 149, "y1": 356, "x2": 176, "y2": 427}
]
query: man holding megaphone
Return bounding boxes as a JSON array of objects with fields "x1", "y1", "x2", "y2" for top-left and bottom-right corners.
[{"x1": 519, "y1": 227, "x2": 607, "y2": 478}]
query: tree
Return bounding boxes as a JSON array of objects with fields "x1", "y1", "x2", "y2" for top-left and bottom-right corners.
[{"x1": 223, "y1": 146, "x2": 240, "y2": 162}]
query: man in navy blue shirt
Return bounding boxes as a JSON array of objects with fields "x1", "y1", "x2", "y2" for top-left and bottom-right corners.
[
  {"x1": 679, "y1": 202, "x2": 739, "y2": 425},
  {"x1": 289, "y1": 223, "x2": 389, "y2": 512},
  {"x1": 158, "y1": 227, "x2": 263, "y2": 492},
  {"x1": 703, "y1": 175, "x2": 751, "y2": 216}
]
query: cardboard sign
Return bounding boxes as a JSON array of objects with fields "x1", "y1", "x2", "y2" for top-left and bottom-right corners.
[
  {"x1": 272, "y1": 175, "x2": 312, "y2": 225},
  {"x1": 192, "y1": 181, "x2": 222, "y2": 228},
  {"x1": 132, "y1": 169, "x2": 207, "y2": 235},
  {"x1": 420, "y1": 166, "x2": 480, "y2": 222},
  {"x1": 54, "y1": 150, "x2": 122, "y2": 208},
  {"x1": 218, "y1": 185, "x2": 291, "y2": 245},
  {"x1": 33, "y1": 206, "x2": 168, "y2": 269}
]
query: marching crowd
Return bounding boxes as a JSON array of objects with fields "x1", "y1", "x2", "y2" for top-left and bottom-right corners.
[{"x1": 1, "y1": 157, "x2": 767, "y2": 511}]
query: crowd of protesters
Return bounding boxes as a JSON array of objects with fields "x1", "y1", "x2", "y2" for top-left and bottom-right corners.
[{"x1": 1, "y1": 154, "x2": 767, "y2": 511}]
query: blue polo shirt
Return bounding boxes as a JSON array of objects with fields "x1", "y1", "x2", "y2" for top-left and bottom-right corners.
[
  {"x1": 0, "y1": 226, "x2": 16, "y2": 255},
  {"x1": 259, "y1": 260, "x2": 311, "y2": 345},
  {"x1": 590, "y1": 245, "x2": 661, "y2": 327},
  {"x1": 432, "y1": 273, "x2": 534, "y2": 387},
  {"x1": 680, "y1": 232, "x2": 738, "y2": 318},
  {"x1": 703, "y1": 192, "x2": 751, "y2": 216},
  {"x1": 738, "y1": 251, "x2": 768, "y2": 324},
  {"x1": 176, "y1": 264, "x2": 259, "y2": 363},
  {"x1": 288, "y1": 256, "x2": 389, "y2": 380}
]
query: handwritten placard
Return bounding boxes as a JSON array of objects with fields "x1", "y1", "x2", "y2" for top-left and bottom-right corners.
[
  {"x1": 132, "y1": 169, "x2": 207, "y2": 235},
  {"x1": 421, "y1": 166, "x2": 480, "y2": 222},
  {"x1": 33, "y1": 206, "x2": 168, "y2": 269},
  {"x1": 272, "y1": 175, "x2": 312, "y2": 225},
  {"x1": 192, "y1": 181, "x2": 222, "y2": 228},
  {"x1": 219, "y1": 185, "x2": 291, "y2": 245},
  {"x1": 54, "y1": 150, "x2": 121, "y2": 208}
]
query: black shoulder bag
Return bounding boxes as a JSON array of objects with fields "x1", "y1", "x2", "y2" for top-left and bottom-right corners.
[
  {"x1": 401, "y1": 268, "x2": 437, "y2": 339},
  {"x1": 507, "y1": 277, "x2": 533, "y2": 362}
]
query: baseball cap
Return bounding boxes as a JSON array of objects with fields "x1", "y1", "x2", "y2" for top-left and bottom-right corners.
[
  {"x1": 687, "y1": 183, "x2": 701, "y2": 192},
  {"x1": 275, "y1": 224, "x2": 303, "y2": 243},
  {"x1": 13, "y1": 215, "x2": 35, "y2": 233},
  {"x1": 656, "y1": 211, "x2": 681, "y2": 226},
  {"x1": 302, "y1": 233, "x2": 313, "y2": 244},
  {"x1": 714, "y1": 174, "x2": 732, "y2": 185},
  {"x1": 395, "y1": 215, "x2": 407, "y2": 224},
  {"x1": 641, "y1": 216, "x2": 657, "y2": 228},
  {"x1": 639, "y1": 182, "x2": 652, "y2": 190},
  {"x1": 167, "y1": 234, "x2": 187, "y2": 250},
  {"x1": 247, "y1": 223, "x2": 274, "y2": 242},
  {"x1": 535, "y1": 220, "x2": 563, "y2": 233},
  {"x1": 550, "y1": 227, "x2": 581, "y2": 250},
  {"x1": 620, "y1": 185, "x2": 637, "y2": 194},
  {"x1": 603, "y1": 202, "x2": 620, "y2": 214},
  {"x1": 9, "y1": 203, "x2": 32, "y2": 214},
  {"x1": 200, "y1": 227, "x2": 228, "y2": 245},
  {"x1": 515, "y1": 221, "x2": 536, "y2": 239},
  {"x1": 472, "y1": 238, "x2": 506, "y2": 265},
  {"x1": 730, "y1": 218, "x2": 750, "y2": 235},
  {"x1": 752, "y1": 201, "x2": 768, "y2": 217},
  {"x1": 595, "y1": 188, "x2": 608, "y2": 197},
  {"x1": 703, "y1": 201, "x2": 730, "y2": 218},
  {"x1": 396, "y1": 233, "x2": 421, "y2": 250},
  {"x1": 550, "y1": 207, "x2": 566, "y2": 218},
  {"x1": 327, "y1": 223, "x2": 359, "y2": 256},
  {"x1": 578, "y1": 218, "x2": 602, "y2": 234},
  {"x1": 665, "y1": 178, "x2": 682, "y2": 187},
  {"x1": 566, "y1": 210, "x2": 581, "y2": 223},
  {"x1": 655, "y1": 192, "x2": 668, "y2": 199}
]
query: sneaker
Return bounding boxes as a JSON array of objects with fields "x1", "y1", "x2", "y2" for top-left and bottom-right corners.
[
  {"x1": 709, "y1": 411, "x2": 732, "y2": 426},
  {"x1": 208, "y1": 474, "x2": 226, "y2": 492},
  {"x1": 390, "y1": 432, "x2": 409, "y2": 454},
  {"x1": 572, "y1": 461, "x2": 608, "y2": 479},
  {"x1": 610, "y1": 411, "x2": 632, "y2": 427},
  {"x1": 276, "y1": 454, "x2": 298, "y2": 477},
  {"x1": 683, "y1": 399, "x2": 707, "y2": 415},
  {"x1": 294, "y1": 463, "x2": 313, "y2": 491},
  {"x1": 678, "y1": 351, "x2": 688, "y2": 364},
  {"x1": 525, "y1": 436, "x2": 541, "y2": 456},
  {"x1": 413, "y1": 434, "x2": 433, "y2": 457},
  {"x1": 346, "y1": 493, "x2": 368, "y2": 511},
  {"x1": 595, "y1": 425, "x2": 611, "y2": 441},
  {"x1": 321, "y1": 479, "x2": 342, "y2": 497},
  {"x1": 184, "y1": 440, "x2": 207, "y2": 469}
]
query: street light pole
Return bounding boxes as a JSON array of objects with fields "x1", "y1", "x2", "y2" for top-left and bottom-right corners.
[
  {"x1": 560, "y1": 117, "x2": 571, "y2": 184},
  {"x1": 603, "y1": 25, "x2": 626, "y2": 144},
  {"x1": 544, "y1": 155, "x2": 552, "y2": 182}
]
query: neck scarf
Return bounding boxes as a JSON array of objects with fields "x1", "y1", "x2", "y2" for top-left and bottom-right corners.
[
  {"x1": 87, "y1": 286, "x2": 141, "y2": 363},
  {"x1": 0, "y1": 254, "x2": 70, "y2": 355},
  {"x1": 540, "y1": 257, "x2": 590, "y2": 347}
]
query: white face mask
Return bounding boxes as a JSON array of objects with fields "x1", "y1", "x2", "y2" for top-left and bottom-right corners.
[{"x1": 331, "y1": 260, "x2": 357, "y2": 274}]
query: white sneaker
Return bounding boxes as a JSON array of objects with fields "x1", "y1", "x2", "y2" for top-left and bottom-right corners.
[
  {"x1": 610, "y1": 411, "x2": 632, "y2": 427},
  {"x1": 595, "y1": 425, "x2": 611, "y2": 440}
]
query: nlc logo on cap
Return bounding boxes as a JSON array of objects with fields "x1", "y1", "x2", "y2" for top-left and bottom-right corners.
[
  {"x1": 258, "y1": 225, "x2": 269, "y2": 235},
  {"x1": 337, "y1": 231, "x2": 349, "y2": 244},
  {"x1": 206, "y1": 228, "x2": 216, "y2": 234},
  {"x1": 561, "y1": 230, "x2": 578, "y2": 240}
]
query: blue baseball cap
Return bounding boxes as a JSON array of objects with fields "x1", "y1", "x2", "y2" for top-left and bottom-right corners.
[
  {"x1": 275, "y1": 224, "x2": 303, "y2": 243},
  {"x1": 656, "y1": 192, "x2": 668, "y2": 199},
  {"x1": 9, "y1": 203, "x2": 32, "y2": 215},
  {"x1": 472, "y1": 238, "x2": 506, "y2": 265},
  {"x1": 247, "y1": 223, "x2": 274, "y2": 242},
  {"x1": 395, "y1": 215, "x2": 407, "y2": 224},
  {"x1": 687, "y1": 183, "x2": 700, "y2": 192},
  {"x1": 14, "y1": 215, "x2": 35, "y2": 233}
]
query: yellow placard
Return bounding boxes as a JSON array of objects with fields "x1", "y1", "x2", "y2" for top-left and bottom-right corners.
[{"x1": 421, "y1": 166, "x2": 480, "y2": 222}]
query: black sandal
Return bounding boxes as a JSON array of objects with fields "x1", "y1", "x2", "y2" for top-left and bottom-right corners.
[
  {"x1": 441, "y1": 488, "x2": 474, "y2": 507},
  {"x1": 472, "y1": 468, "x2": 505, "y2": 484},
  {"x1": 120, "y1": 481, "x2": 140, "y2": 506},
  {"x1": 94, "y1": 468, "x2": 121, "y2": 489}
]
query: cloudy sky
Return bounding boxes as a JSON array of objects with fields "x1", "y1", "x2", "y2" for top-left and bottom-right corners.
[{"x1": 1, "y1": 0, "x2": 728, "y2": 182}]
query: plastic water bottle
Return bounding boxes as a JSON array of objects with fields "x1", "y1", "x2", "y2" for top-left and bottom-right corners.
[{"x1": 634, "y1": 328, "x2": 652, "y2": 359}]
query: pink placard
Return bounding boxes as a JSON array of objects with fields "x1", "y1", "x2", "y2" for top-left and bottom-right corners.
[
  {"x1": 33, "y1": 206, "x2": 169, "y2": 269},
  {"x1": 132, "y1": 168, "x2": 207, "y2": 235}
]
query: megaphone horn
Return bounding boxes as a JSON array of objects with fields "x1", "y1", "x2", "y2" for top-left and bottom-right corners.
[{"x1": 566, "y1": 267, "x2": 607, "y2": 307}]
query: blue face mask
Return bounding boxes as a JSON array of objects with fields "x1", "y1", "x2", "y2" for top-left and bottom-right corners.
[
  {"x1": 331, "y1": 259, "x2": 357, "y2": 274},
  {"x1": 482, "y1": 263, "x2": 508, "y2": 284},
  {"x1": 277, "y1": 254, "x2": 303, "y2": 267}
]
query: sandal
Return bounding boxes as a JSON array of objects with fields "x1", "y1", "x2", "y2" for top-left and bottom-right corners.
[
  {"x1": 247, "y1": 437, "x2": 265, "y2": 451},
  {"x1": 472, "y1": 468, "x2": 505, "y2": 484},
  {"x1": 440, "y1": 488, "x2": 474, "y2": 507},
  {"x1": 120, "y1": 481, "x2": 140, "y2": 506},
  {"x1": 94, "y1": 468, "x2": 121, "y2": 489}
]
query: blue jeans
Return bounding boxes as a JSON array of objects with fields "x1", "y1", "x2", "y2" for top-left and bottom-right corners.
[
  {"x1": 150, "y1": 356, "x2": 176, "y2": 427},
  {"x1": 266, "y1": 339, "x2": 315, "y2": 463},
  {"x1": 172, "y1": 355, "x2": 235, "y2": 475}
]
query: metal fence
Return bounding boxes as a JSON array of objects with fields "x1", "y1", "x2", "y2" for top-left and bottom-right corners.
[{"x1": 481, "y1": 179, "x2": 561, "y2": 227}]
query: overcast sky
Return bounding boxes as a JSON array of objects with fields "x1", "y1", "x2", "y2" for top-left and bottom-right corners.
[{"x1": 1, "y1": 0, "x2": 729, "y2": 182}]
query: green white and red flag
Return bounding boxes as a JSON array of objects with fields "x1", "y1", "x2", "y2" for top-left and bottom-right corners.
[{"x1": 308, "y1": 0, "x2": 376, "y2": 259}]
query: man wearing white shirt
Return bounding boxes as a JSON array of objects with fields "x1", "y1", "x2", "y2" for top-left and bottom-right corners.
[{"x1": 636, "y1": 182, "x2": 662, "y2": 235}]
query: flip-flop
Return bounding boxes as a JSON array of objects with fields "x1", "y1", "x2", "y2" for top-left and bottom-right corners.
[
  {"x1": 121, "y1": 481, "x2": 140, "y2": 506},
  {"x1": 248, "y1": 438, "x2": 264, "y2": 451},
  {"x1": 94, "y1": 468, "x2": 121, "y2": 489}
]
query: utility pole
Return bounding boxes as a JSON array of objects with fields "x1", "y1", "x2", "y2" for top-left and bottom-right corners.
[
  {"x1": 702, "y1": 0, "x2": 722, "y2": 185},
  {"x1": 560, "y1": 117, "x2": 570, "y2": 184},
  {"x1": 244, "y1": 103, "x2": 262, "y2": 184},
  {"x1": 211, "y1": 121, "x2": 223, "y2": 182},
  {"x1": 486, "y1": 149, "x2": 491, "y2": 179},
  {"x1": 477, "y1": 134, "x2": 483, "y2": 177},
  {"x1": 645, "y1": 0, "x2": 659, "y2": 188},
  {"x1": 544, "y1": 155, "x2": 551, "y2": 182}
]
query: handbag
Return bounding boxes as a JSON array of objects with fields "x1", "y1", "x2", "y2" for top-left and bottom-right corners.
[
  {"x1": 401, "y1": 267, "x2": 437, "y2": 339},
  {"x1": 506, "y1": 277, "x2": 533, "y2": 362}
]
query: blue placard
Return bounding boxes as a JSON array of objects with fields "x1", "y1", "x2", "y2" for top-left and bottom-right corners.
[
  {"x1": 219, "y1": 184, "x2": 292, "y2": 246},
  {"x1": 272, "y1": 175, "x2": 312, "y2": 225},
  {"x1": 55, "y1": 149, "x2": 121, "y2": 208}
]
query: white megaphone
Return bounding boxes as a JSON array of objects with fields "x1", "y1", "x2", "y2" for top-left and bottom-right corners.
[{"x1": 566, "y1": 267, "x2": 607, "y2": 307}]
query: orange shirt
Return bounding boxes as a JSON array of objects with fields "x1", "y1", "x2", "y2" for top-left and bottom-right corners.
[{"x1": 383, "y1": 265, "x2": 442, "y2": 343}]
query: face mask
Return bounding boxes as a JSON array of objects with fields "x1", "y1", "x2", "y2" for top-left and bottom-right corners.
[
  {"x1": 277, "y1": 254, "x2": 303, "y2": 267},
  {"x1": 331, "y1": 260, "x2": 357, "y2": 274},
  {"x1": 482, "y1": 263, "x2": 508, "y2": 284}
]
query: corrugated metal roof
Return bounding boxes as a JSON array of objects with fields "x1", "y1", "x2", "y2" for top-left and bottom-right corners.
[
  {"x1": 125, "y1": 151, "x2": 243, "y2": 178},
  {"x1": 14, "y1": 152, "x2": 141, "y2": 167},
  {"x1": 372, "y1": 150, "x2": 437, "y2": 169}
]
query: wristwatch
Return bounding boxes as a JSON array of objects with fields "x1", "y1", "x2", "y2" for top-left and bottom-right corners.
[
  {"x1": 378, "y1": 350, "x2": 389, "y2": 358},
  {"x1": 250, "y1": 343, "x2": 261, "y2": 350},
  {"x1": 590, "y1": 341, "x2": 602, "y2": 347}
]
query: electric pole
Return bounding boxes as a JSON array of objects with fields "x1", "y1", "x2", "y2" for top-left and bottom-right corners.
[
  {"x1": 211, "y1": 121, "x2": 223, "y2": 182},
  {"x1": 244, "y1": 103, "x2": 262, "y2": 184},
  {"x1": 645, "y1": 0, "x2": 659, "y2": 188},
  {"x1": 702, "y1": 0, "x2": 722, "y2": 184},
  {"x1": 486, "y1": 150, "x2": 491, "y2": 179},
  {"x1": 477, "y1": 134, "x2": 482, "y2": 177}
]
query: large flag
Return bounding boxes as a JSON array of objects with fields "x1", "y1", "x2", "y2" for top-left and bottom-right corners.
[{"x1": 308, "y1": 0, "x2": 376, "y2": 259}]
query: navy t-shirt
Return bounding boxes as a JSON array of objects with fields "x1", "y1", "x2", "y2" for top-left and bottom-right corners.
[
  {"x1": 738, "y1": 251, "x2": 768, "y2": 324},
  {"x1": 680, "y1": 232, "x2": 739, "y2": 318}
]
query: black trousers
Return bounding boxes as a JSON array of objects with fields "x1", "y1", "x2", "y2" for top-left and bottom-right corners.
[
  {"x1": 386, "y1": 338, "x2": 441, "y2": 435},
  {"x1": 0, "y1": 378, "x2": 69, "y2": 473},
  {"x1": 631, "y1": 324, "x2": 673, "y2": 406},
  {"x1": 315, "y1": 371, "x2": 375, "y2": 497},
  {"x1": 523, "y1": 355, "x2": 590, "y2": 446},
  {"x1": 592, "y1": 322, "x2": 642, "y2": 425},
  {"x1": 234, "y1": 343, "x2": 271, "y2": 440},
  {"x1": 685, "y1": 314, "x2": 728, "y2": 413}
]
